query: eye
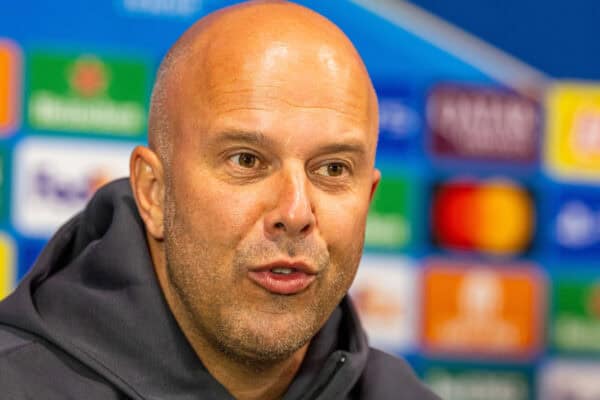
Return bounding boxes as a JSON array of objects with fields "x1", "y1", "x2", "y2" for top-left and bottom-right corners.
[
  {"x1": 314, "y1": 162, "x2": 348, "y2": 177},
  {"x1": 230, "y1": 152, "x2": 259, "y2": 168}
]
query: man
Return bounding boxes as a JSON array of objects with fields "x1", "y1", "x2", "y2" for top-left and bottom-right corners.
[{"x1": 0, "y1": 1, "x2": 440, "y2": 399}]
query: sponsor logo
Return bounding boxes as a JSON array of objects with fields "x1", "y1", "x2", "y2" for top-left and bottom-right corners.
[
  {"x1": 431, "y1": 178, "x2": 534, "y2": 256},
  {"x1": 28, "y1": 52, "x2": 148, "y2": 136},
  {"x1": 556, "y1": 201, "x2": 598, "y2": 248},
  {"x1": 0, "y1": 39, "x2": 21, "y2": 136},
  {"x1": 553, "y1": 190, "x2": 600, "y2": 257},
  {"x1": 13, "y1": 137, "x2": 134, "y2": 237},
  {"x1": 379, "y1": 97, "x2": 420, "y2": 140},
  {"x1": 0, "y1": 233, "x2": 16, "y2": 300},
  {"x1": 119, "y1": 0, "x2": 203, "y2": 17},
  {"x1": 538, "y1": 360, "x2": 600, "y2": 399},
  {"x1": 545, "y1": 83, "x2": 600, "y2": 181},
  {"x1": 425, "y1": 366, "x2": 530, "y2": 400},
  {"x1": 422, "y1": 260, "x2": 543, "y2": 359},
  {"x1": 427, "y1": 83, "x2": 539, "y2": 163},
  {"x1": 349, "y1": 255, "x2": 418, "y2": 352},
  {"x1": 69, "y1": 57, "x2": 109, "y2": 98},
  {"x1": 375, "y1": 87, "x2": 422, "y2": 158},
  {"x1": 365, "y1": 175, "x2": 416, "y2": 249},
  {"x1": 551, "y1": 278, "x2": 600, "y2": 352}
]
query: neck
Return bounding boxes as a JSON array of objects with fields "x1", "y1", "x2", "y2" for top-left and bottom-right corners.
[{"x1": 195, "y1": 337, "x2": 309, "y2": 400}]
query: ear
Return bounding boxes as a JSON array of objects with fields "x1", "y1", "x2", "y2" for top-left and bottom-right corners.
[
  {"x1": 130, "y1": 146, "x2": 166, "y2": 240},
  {"x1": 368, "y1": 168, "x2": 381, "y2": 203}
]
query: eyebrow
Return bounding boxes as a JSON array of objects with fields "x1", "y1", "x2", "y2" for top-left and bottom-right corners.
[
  {"x1": 212, "y1": 130, "x2": 276, "y2": 148},
  {"x1": 212, "y1": 129, "x2": 368, "y2": 156},
  {"x1": 313, "y1": 142, "x2": 367, "y2": 157}
]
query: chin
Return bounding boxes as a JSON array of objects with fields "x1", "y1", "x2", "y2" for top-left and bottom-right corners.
[{"x1": 216, "y1": 310, "x2": 317, "y2": 364}]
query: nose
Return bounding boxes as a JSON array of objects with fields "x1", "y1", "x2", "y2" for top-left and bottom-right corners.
[{"x1": 264, "y1": 166, "x2": 315, "y2": 239}]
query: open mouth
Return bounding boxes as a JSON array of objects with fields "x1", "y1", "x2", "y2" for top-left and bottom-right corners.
[
  {"x1": 248, "y1": 265, "x2": 316, "y2": 295},
  {"x1": 270, "y1": 267, "x2": 296, "y2": 275}
]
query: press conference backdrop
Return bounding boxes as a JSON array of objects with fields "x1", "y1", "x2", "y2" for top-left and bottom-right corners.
[{"x1": 1, "y1": 1, "x2": 599, "y2": 399}]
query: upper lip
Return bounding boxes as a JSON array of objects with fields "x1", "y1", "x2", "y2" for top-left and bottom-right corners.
[{"x1": 249, "y1": 260, "x2": 318, "y2": 275}]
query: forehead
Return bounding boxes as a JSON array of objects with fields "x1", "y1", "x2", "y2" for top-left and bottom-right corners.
[{"x1": 166, "y1": 20, "x2": 378, "y2": 154}]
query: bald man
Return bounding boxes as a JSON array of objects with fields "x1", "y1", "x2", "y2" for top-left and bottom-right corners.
[{"x1": 0, "y1": 2, "x2": 439, "y2": 399}]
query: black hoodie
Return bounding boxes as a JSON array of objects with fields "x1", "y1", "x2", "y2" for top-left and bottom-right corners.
[{"x1": 0, "y1": 179, "x2": 440, "y2": 400}]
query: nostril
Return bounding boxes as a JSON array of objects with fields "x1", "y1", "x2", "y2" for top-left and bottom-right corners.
[
  {"x1": 275, "y1": 222, "x2": 285, "y2": 230},
  {"x1": 300, "y1": 224, "x2": 311, "y2": 234}
]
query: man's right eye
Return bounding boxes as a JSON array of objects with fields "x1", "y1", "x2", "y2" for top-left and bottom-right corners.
[{"x1": 230, "y1": 152, "x2": 259, "y2": 168}]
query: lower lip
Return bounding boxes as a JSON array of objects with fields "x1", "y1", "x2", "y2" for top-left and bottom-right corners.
[{"x1": 248, "y1": 270, "x2": 316, "y2": 295}]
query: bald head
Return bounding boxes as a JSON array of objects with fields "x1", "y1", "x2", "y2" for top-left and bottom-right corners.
[{"x1": 148, "y1": 0, "x2": 378, "y2": 167}]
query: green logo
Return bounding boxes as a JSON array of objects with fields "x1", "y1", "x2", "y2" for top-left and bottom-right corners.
[
  {"x1": 28, "y1": 52, "x2": 148, "y2": 136},
  {"x1": 425, "y1": 367, "x2": 530, "y2": 400},
  {"x1": 365, "y1": 175, "x2": 415, "y2": 249},
  {"x1": 552, "y1": 279, "x2": 600, "y2": 352}
]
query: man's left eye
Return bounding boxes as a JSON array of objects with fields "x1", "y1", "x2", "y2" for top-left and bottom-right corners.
[
  {"x1": 315, "y1": 162, "x2": 347, "y2": 177},
  {"x1": 230, "y1": 153, "x2": 259, "y2": 168}
]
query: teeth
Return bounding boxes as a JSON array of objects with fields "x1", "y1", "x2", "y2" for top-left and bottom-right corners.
[{"x1": 271, "y1": 267, "x2": 295, "y2": 275}]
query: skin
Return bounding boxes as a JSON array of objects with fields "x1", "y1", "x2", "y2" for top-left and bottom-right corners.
[{"x1": 129, "y1": 2, "x2": 380, "y2": 399}]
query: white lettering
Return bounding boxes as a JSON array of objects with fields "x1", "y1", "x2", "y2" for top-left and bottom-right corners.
[
  {"x1": 123, "y1": 0, "x2": 201, "y2": 17},
  {"x1": 29, "y1": 91, "x2": 145, "y2": 134}
]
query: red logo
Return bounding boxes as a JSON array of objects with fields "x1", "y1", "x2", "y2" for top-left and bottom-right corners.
[
  {"x1": 68, "y1": 56, "x2": 109, "y2": 98},
  {"x1": 431, "y1": 178, "x2": 535, "y2": 256}
]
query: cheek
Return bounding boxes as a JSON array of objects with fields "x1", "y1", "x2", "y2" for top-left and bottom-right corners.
[
  {"x1": 314, "y1": 195, "x2": 368, "y2": 308},
  {"x1": 172, "y1": 174, "x2": 267, "y2": 246},
  {"x1": 317, "y1": 193, "x2": 370, "y2": 253}
]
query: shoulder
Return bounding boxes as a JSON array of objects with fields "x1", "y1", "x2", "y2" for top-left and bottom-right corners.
[
  {"x1": 0, "y1": 326, "x2": 43, "y2": 372},
  {"x1": 0, "y1": 325, "x2": 35, "y2": 356},
  {"x1": 355, "y1": 348, "x2": 441, "y2": 400},
  {"x1": 0, "y1": 325, "x2": 124, "y2": 400}
]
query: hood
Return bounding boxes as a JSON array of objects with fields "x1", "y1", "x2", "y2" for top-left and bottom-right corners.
[{"x1": 0, "y1": 178, "x2": 369, "y2": 400}]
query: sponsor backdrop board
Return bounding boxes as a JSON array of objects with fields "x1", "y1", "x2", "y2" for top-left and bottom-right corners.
[
  {"x1": 1, "y1": 1, "x2": 600, "y2": 398},
  {"x1": 27, "y1": 52, "x2": 148, "y2": 137}
]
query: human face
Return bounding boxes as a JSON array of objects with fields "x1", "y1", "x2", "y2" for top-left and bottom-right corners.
[{"x1": 162, "y1": 39, "x2": 379, "y2": 362}]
